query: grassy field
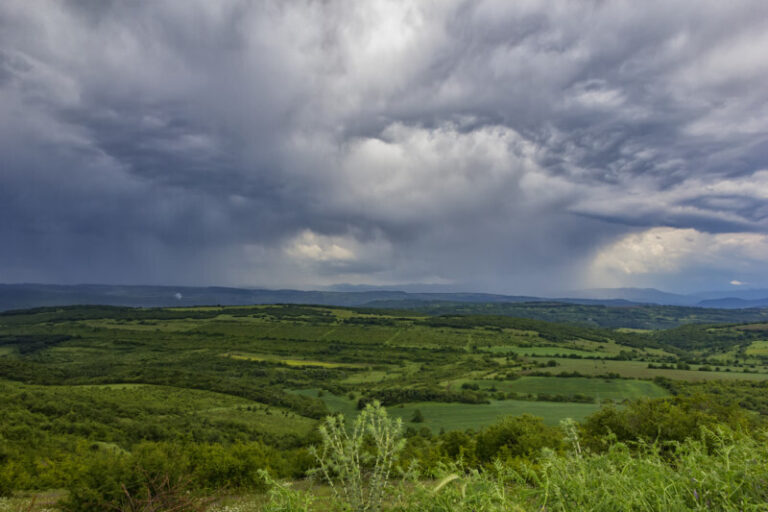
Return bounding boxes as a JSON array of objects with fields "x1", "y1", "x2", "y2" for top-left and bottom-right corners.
[
  {"x1": 482, "y1": 345, "x2": 612, "y2": 357},
  {"x1": 451, "y1": 376, "x2": 669, "y2": 400},
  {"x1": 291, "y1": 388, "x2": 360, "y2": 420},
  {"x1": 528, "y1": 358, "x2": 768, "y2": 380},
  {"x1": 290, "y1": 389, "x2": 600, "y2": 429},
  {"x1": 746, "y1": 340, "x2": 768, "y2": 356},
  {"x1": 389, "y1": 399, "x2": 601, "y2": 430},
  {"x1": 0, "y1": 305, "x2": 766, "y2": 445}
]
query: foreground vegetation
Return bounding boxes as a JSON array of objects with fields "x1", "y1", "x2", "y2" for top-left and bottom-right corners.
[
  {"x1": 0, "y1": 304, "x2": 767, "y2": 510},
  {"x1": 252, "y1": 402, "x2": 768, "y2": 512},
  {"x1": 2, "y1": 399, "x2": 765, "y2": 511}
]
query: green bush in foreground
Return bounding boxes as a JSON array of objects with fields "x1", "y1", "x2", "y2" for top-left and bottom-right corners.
[
  {"x1": 10, "y1": 397, "x2": 765, "y2": 511},
  {"x1": 521, "y1": 428, "x2": 768, "y2": 511},
  {"x1": 57, "y1": 441, "x2": 305, "y2": 512},
  {"x1": 261, "y1": 411, "x2": 768, "y2": 512}
]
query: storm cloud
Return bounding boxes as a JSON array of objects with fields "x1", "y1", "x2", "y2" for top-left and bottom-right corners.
[{"x1": 2, "y1": 0, "x2": 768, "y2": 294}]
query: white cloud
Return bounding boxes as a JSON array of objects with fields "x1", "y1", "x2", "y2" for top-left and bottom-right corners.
[
  {"x1": 3, "y1": 0, "x2": 768, "y2": 292},
  {"x1": 588, "y1": 227, "x2": 768, "y2": 287},
  {"x1": 284, "y1": 230, "x2": 357, "y2": 263},
  {"x1": 329, "y1": 122, "x2": 547, "y2": 224}
]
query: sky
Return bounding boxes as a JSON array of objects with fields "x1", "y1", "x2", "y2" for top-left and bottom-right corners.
[{"x1": 2, "y1": 0, "x2": 768, "y2": 295}]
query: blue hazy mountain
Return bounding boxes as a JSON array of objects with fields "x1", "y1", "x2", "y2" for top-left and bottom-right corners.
[
  {"x1": 2, "y1": 283, "x2": 768, "y2": 312},
  {"x1": 696, "y1": 297, "x2": 768, "y2": 309},
  {"x1": 0, "y1": 283, "x2": 634, "y2": 311},
  {"x1": 576, "y1": 287, "x2": 768, "y2": 307}
]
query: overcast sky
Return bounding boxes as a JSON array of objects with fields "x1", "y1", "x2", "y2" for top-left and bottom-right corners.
[{"x1": 2, "y1": 0, "x2": 768, "y2": 295}]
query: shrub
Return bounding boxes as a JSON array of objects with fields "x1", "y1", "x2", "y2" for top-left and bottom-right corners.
[
  {"x1": 475, "y1": 414, "x2": 563, "y2": 463},
  {"x1": 580, "y1": 395, "x2": 754, "y2": 451}
]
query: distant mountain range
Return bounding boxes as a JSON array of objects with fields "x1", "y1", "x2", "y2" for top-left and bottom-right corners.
[
  {"x1": 573, "y1": 287, "x2": 768, "y2": 308},
  {"x1": 1, "y1": 283, "x2": 767, "y2": 312},
  {"x1": 693, "y1": 297, "x2": 768, "y2": 308},
  {"x1": 0, "y1": 283, "x2": 635, "y2": 312}
]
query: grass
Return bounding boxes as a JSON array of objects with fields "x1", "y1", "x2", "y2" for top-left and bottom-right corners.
[
  {"x1": 289, "y1": 389, "x2": 600, "y2": 430},
  {"x1": 481, "y1": 346, "x2": 607, "y2": 357},
  {"x1": 390, "y1": 400, "x2": 601, "y2": 430},
  {"x1": 531, "y1": 358, "x2": 768, "y2": 381},
  {"x1": 291, "y1": 388, "x2": 360, "y2": 420},
  {"x1": 745, "y1": 340, "x2": 768, "y2": 356},
  {"x1": 396, "y1": 429, "x2": 768, "y2": 511},
  {"x1": 84, "y1": 318, "x2": 205, "y2": 332},
  {"x1": 0, "y1": 492, "x2": 65, "y2": 512},
  {"x1": 456, "y1": 376, "x2": 669, "y2": 400},
  {"x1": 341, "y1": 370, "x2": 394, "y2": 383}
]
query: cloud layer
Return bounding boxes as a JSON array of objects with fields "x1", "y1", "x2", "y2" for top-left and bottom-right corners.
[{"x1": 2, "y1": 0, "x2": 768, "y2": 293}]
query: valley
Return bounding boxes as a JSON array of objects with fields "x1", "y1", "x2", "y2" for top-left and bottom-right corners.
[{"x1": 1, "y1": 304, "x2": 768, "y2": 510}]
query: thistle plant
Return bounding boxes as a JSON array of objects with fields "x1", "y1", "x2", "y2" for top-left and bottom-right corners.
[{"x1": 310, "y1": 401, "x2": 405, "y2": 512}]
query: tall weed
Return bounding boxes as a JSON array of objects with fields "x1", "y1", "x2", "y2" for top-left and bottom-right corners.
[{"x1": 310, "y1": 401, "x2": 405, "y2": 512}]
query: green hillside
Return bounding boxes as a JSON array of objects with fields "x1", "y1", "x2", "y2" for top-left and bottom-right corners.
[{"x1": 0, "y1": 304, "x2": 767, "y2": 510}]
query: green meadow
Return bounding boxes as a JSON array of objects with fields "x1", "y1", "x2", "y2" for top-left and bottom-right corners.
[
  {"x1": 293, "y1": 389, "x2": 601, "y2": 429},
  {"x1": 456, "y1": 376, "x2": 669, "y2": 400}
]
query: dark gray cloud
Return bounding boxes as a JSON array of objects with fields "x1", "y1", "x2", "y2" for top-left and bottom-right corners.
[{"x1": 2, "y1": 0, "x2": 768, "y2": 293}]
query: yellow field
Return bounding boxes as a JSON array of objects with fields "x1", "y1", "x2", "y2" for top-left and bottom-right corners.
[
  {"x1": 222, "y1": 352, "x2": 365, "y2": 368},
  {"x1": 745, "y1": 340, "x2": 768, "y2": 356}
]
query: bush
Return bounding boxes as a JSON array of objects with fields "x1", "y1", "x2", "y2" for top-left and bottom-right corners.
[
  {"x1": 475, "y1": 414, "x2": 563, "y2": 463},
  {"x1": 58, "y1": 441, "x2": 301, "y2": 511},
  {"x1": 580, "y1": 395, "x2": 754, "y2": 451}
]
